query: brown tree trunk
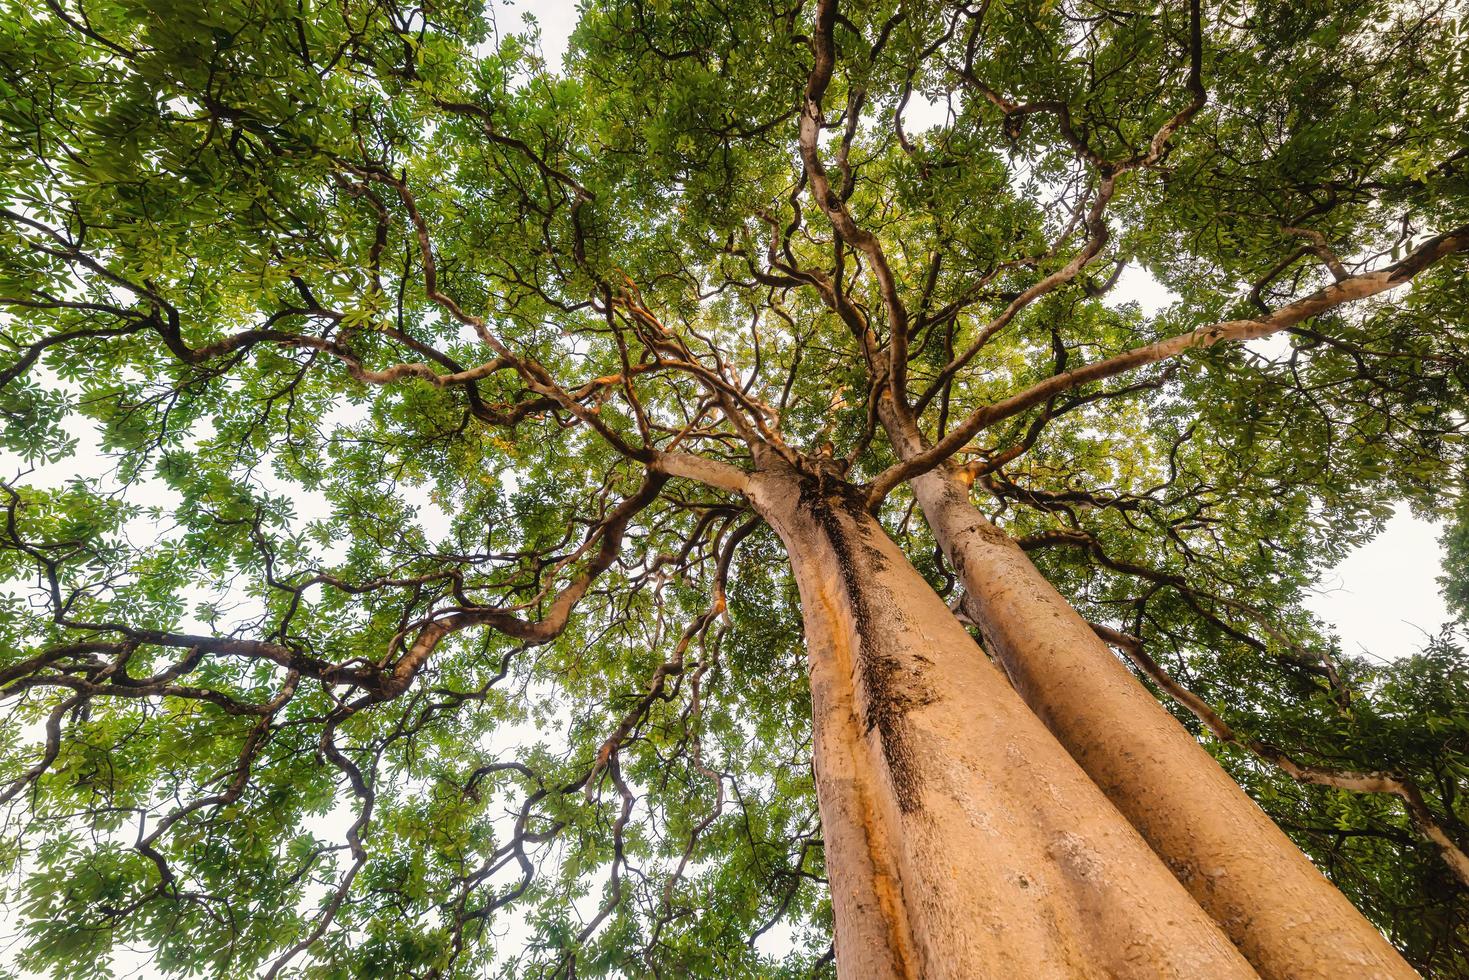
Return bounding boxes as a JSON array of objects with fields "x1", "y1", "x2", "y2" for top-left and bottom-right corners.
[
  {"x1": 894, "y1": 443, "x2": 1417, "y2": 979},
  {"x1": 746, "y1": 463, "x2": 1259, "y2": 979}
]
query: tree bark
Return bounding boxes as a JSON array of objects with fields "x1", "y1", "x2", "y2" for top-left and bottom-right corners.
[
  {"x1": 893, "y1": 439, "x2": 1417, "y2": 978},
  {"x1": 745, "y1": 463, "x2": 1259, "y2": 979}
]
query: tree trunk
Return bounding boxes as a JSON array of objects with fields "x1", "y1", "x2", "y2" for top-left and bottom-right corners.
[
  {"x1": 745, "y1": 463, "x2": 1259, "y2": 979},
  {"x1": 896, "y1": 448, "x2": 1417, "y2": 979}
]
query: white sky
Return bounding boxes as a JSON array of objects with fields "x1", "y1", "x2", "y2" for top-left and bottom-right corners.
[
  {"x1": 496, "y1": 0, "x2": 579, "y2": 66},
  {"x1": 1305, "y1": 509, "x2": 1450, "y2": 660}
]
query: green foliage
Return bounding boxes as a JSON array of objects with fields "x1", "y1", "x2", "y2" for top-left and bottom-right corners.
[{"x1": 0, "y1": 0, "x2": 1465, "y2": 975}]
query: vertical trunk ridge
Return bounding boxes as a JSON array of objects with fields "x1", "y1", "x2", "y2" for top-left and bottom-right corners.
[{"x1": 810, "y1": 575, "x2": 922, "y2": 978}]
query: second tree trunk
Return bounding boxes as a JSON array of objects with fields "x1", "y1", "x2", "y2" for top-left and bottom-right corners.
[{"x1": 901, "y1": 451, "x2": 1416, "y2": 979}]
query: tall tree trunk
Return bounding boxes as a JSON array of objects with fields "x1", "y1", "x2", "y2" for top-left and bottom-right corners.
[
  {"x1": 745, "y1": 463, "x2": 1258, "y2": 979},
  {"x1": 884, "y1": 412, "x2": 1417, "y2": 978}
]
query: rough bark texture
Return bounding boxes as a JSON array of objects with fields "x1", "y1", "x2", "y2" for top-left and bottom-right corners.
[
  {"x1": 901, "y1": 454, "x2": 1418, "y2": 979},
  {"x1": 745, "y1": 464, "x2": 1259, "y2": 980}
]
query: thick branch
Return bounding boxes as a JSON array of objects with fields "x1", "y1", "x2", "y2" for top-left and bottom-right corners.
[{"x1": 869, "y1": 226, "x2": 1469, "y2": 503}]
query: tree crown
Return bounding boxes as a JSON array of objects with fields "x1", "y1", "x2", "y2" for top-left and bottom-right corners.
[{"x1": 1, "y1": 0, "x2": 1467, "y2": 974}]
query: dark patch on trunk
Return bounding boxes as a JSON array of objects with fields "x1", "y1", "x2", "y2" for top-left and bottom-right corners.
[{"x1": 798, "y1": 474, "x2": 926, "y2": 813}]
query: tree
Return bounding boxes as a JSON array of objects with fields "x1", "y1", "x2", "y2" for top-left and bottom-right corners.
[{"x1": 0, "y1": 0, "x2": 1466, "y2": 975}]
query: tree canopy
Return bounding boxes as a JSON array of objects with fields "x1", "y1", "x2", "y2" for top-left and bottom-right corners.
[{"x1": 0, "y1": 0, "x2": 1467, "y2": 975}]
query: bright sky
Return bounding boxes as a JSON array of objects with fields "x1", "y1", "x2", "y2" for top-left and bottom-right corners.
[
  {"x1": 496, "y1": 0, "x2": 580, "y2": 66},
  {"x1": 1306, "y1": 510, "x2": 1450, "y2": 660}
]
